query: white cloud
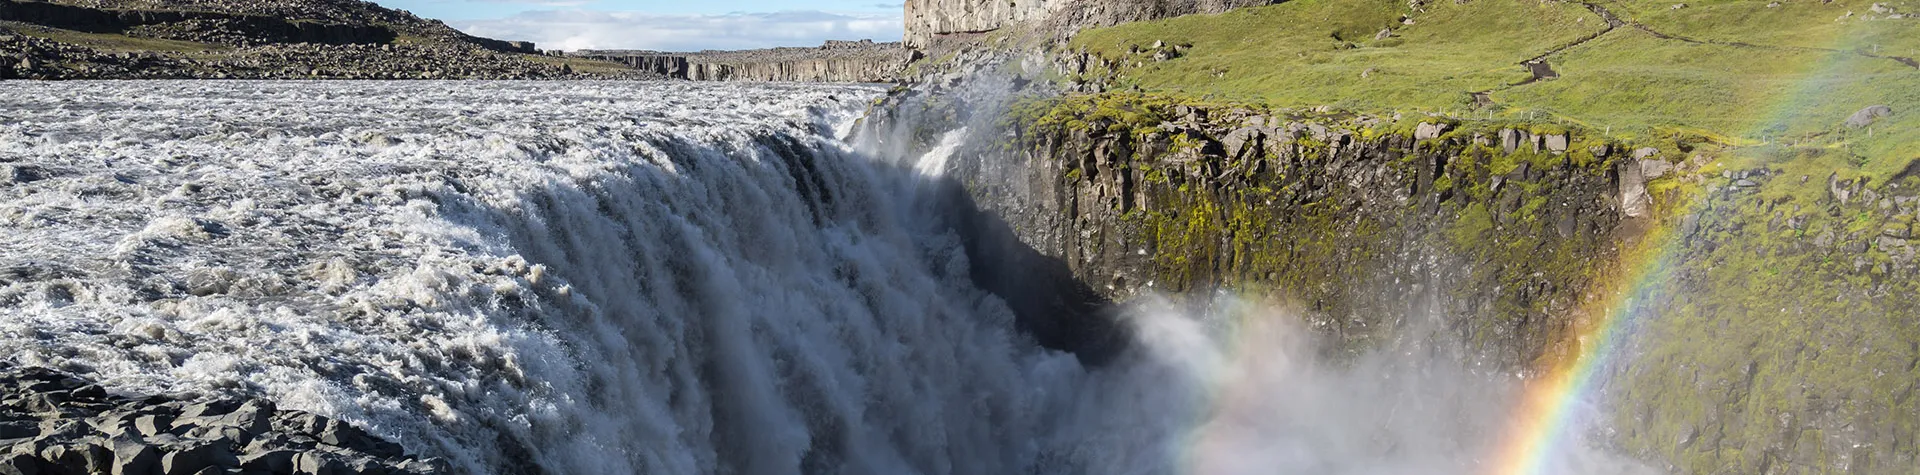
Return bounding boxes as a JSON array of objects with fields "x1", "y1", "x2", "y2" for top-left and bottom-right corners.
[{"x1": 450, "y1": 10, "x2": 904, "y2": 52}]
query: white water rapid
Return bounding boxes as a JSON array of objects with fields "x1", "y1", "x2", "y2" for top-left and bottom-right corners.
[{"x1": 0, "y1": 81, "x2": 1647, "y2": 475}]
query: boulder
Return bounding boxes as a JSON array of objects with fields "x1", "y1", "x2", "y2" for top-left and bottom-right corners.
[
  {"x1": 1544, "y1": 134, "x2": 1569, "y2": 153},
  {"x1": 1633, "y1": 147, "x2": 1661, "y2": 160},
  {"x1": 108, "y1": 439, "x2": 158, "y2": 475},
  {"x1": 1620, "y1": 159, "x2": 1652, "y2": 218},
  {"x1": 1846, "y1": 105, "x2": 1893, "y2": 128},
  {"x1": 239, "y1": 450, "x2": 296, "y2": 473},
  {"x1": 1414, "y1": 122, "x2": 1449, "y2": 140},
  {"x1": 1499, "y1": 129, "x2": 1520, "y2": 154},
  {"x1": 160, "y1": 442, "x2": 234, "y2": 475},
  {"x1": 293, "y1": 451, "x2": 345, "y2": 475},
  {"x1": 1641, "y1": 159, "x2": 1674, "y2": 180},
  {"x1": 38, "y1": 441, "x2": 111, "y2": 474}
]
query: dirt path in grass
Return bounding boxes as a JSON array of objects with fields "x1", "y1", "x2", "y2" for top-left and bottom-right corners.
[{"x1": 1472, "y1": 2, "x2": 1915, "y2": 112}]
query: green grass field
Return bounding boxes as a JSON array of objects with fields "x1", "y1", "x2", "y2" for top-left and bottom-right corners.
[{"x1": 1066, "y1": 0, "x2": 1920, "y2": 189}]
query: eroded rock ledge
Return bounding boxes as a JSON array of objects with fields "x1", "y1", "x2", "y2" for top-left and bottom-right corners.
[{"x1": 0, "y1": 366, "x2": 441, "y2": 475}]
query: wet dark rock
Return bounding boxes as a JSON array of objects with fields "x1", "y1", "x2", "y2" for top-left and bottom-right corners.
[
  {"x1": 239, "y1": 449, "x2": 296, "y2": 473},
  {"x1": 159, "y1": 441, "x2": 235, "y2": 475},
  {"x1": 293, "y1": 451, "x2": 346, "y2": 475},
  {"x1": 109, "y1": 438, "x2": 159, "y2": 475},
  {"x1": 0, "y1": 451, "x2": 54, "y2": 475},
  {"x1": 0, "y1": 366, "x2": 437, "y2": 475}
]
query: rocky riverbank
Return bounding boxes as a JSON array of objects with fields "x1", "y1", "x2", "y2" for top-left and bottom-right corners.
[{"x1": 0, "y1": 366, "x2": 441, "y2": 474}]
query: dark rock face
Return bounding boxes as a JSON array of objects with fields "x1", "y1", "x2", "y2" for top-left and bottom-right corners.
[
  {"x1": 0, "y1": 366, "x2": 443, "y2": 475},
  {"x1": 574, "y1": 40, "x2": 916, "y2": 83}
]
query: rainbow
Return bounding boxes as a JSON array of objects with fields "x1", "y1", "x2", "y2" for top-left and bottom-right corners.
[
  {"x1": 1485, "y1": 5, "x2": 1886, "y2": 473},
  {"x1": 1486, "y1": 219, "x2": 1678, "y2": 475}
]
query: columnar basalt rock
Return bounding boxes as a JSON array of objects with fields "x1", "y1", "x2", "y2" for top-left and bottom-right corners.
[{"x1": 0, "y1": 366, "x2": 444, "y2": 474}]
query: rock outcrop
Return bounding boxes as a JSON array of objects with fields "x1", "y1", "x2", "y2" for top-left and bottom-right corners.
[
  {"x1": 903, "y1": 0, "x2": 1276, "y2": 47},
  {"x1": 574, "y1": 40, "x2": 915, "y2": 83},
  {"x1": 0, "y1": 366, "x2": 443, "y2": 474}
]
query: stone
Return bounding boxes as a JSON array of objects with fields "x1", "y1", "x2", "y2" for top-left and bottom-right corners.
[
  {"x1": 1620, "y1": 159, "x2": 1652, "y2": 218},
  {"x1": 109, "y1": 439, "x2": 158, "y2": 475},
  {"x1": 0, "y1": 451, "x2": 51, "y2": 475},
  {"x1": 134, "y1": 415, "x2": 172, "y2": 437},
  {"x1": 160, "y1": 442, "x2": 234, "y2": 475},
  {"x1": 0, "y1": 422, "x2": 36, "y2": 440},
  {"x1": 1221, "y1": 127, "x2": 1264, "y2": 158},
  {"x1": 1830, "y1": 173, "x2": 1853, "y2": 204},
  {"x1": 1633, "y1": 147, "x2": 1661, "y2": 160},
  {"x1": 1845, "y1": 105, "x2": 1892, "y2": 128},
  {"x1": 1642, "y1": 160, "x2": 1675, "y2": 180},
  {"x1": 238, "y1": 450, "x2": 296, "y2": 473},
  {"x1": 1499, "y1": 129, "x2": 1520, "y2": 154},
  {"x1": 1414, "y1": 122, "x2": 1449, "y2": 140},
  {"x1": 1544, "y1": 134, "x2": 1569, "y2": 153},
  {"x1": 206, "y1": 401, "x2": 273, "y2": 436},
  {"x1": 1886, "y1": 224, "x2": 1913, "y2": 240},
  {"x1": 39, "y1": 440, "x2": 111, "y2": 474},
  {"x1": 3, "y1": 166, "x2": 50, "y2": 185},
  {"x1": 293, "y1": 451, "x2": 344, "y2": 475}
]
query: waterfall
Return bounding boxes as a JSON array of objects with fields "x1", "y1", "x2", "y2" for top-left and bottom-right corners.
[
  {"x1": 0, "y1": 80, "x2": 1652, "y2": 475},
  {"x1": 0, "y1": 81, "x2": 1092, "y2": 474}
]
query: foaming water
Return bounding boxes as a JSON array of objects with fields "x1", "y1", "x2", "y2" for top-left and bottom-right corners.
[
  {"x1": 0, "y1": 80, "x2": 1646, "y2": 474},
  {"x1": 0, "y1": 81, "x2": 1086, "y2": 473}
]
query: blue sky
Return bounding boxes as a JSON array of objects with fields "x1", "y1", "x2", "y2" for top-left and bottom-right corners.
[{"x1": 372, "y1": 0, "x2": 904, "y2": 52}]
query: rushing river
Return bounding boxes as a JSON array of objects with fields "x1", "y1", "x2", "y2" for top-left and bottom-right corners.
[{"x1": 0, "y1": 81, "x2": 1645, "y2": 475}]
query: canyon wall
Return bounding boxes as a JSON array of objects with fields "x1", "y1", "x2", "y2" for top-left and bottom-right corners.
[
  {"x1": 868, "y1": 89, "x2": 1648, "y2": 366},
  {"x1": 573, "y1": 41, "x2": 915, "y2": 83},
  {"x1": 903, "y1": 0, "x2": 1275, "y2": 47}
]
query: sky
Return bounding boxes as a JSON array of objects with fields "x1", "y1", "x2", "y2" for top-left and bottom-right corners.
[{"x1": 372, "y1": 0, "x2": 905, "y2": 52}]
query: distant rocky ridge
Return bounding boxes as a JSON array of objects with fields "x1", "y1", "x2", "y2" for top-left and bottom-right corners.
[
  {"x1": 0, "y1": 0, "x2": 913, "y2": 82},
  {"x1": 0, "y1": 0, "x2": 648, "y2": 79},
  {"x1": 0, "y1": 366, "x2": 442, "y2": 475},
  {"x1": 572, "y1": 40, "x2": 917, "y2": 83}
]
